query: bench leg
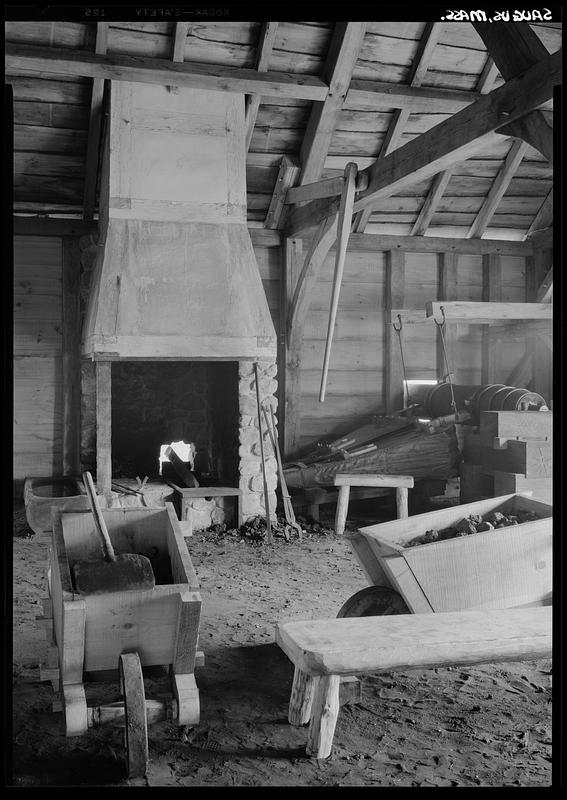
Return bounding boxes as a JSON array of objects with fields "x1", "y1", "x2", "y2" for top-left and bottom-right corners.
[
  {"x1": 395, "y1": 486, "x2": 409, "y2": 519},
  {"x1": 306, "y1": 674, "x2": 340, "y2": 759},
  {"x1": 334, "y1": 485, "x2": 350, "y2": 535},
  {"x1": 288, "y1": 666, "x2": 317, "y2": 725}
]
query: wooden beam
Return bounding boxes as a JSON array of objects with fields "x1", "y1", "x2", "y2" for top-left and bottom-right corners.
[
  {"x1": 286, "y1": 49, "x2": 561, "y2": 234},
  {"x1": 481, "y1": 253, "x2": 502, "y2": 384},
  {"x1": 524, "y1": 189, "x2": 553, "y2": 239},
  {"x1": 319, "y1": 163, "x2": 358, "y2": 402},
  {"x1": 13, "y1": 216, "x2": 96, "y2": 236},
  {"x1": 282, "y1": 237, "x2": 303, "y2": 459},
  {"x1": 298, "y1": 23, "x2": 367, "y2": 185},
  {"x1": 346, "y1": 80, "x2": 482, "y2": 113},
  {"x1": 476, "y1": 56, "x2": 500, "y2": 93},
  {"x1": 248, "y1": 227, "x2": 281, "y2": 248},
  {"x1": 333, "y1": 232, "x2": 531, "y2": 256},
  {"x1": 264, "y1": 155, "x2": 300, "y2": 230},
  {"x1": 384, "y1": 250, "x2": 406, "y2": 412},
  {"x1": 82, "y1": 23, "x2": 108, "y2": 222},
  {"x1": 5, "y1": 42, "x2": 329, "y2": 101},
  {"x1": 426, "y1": 301, "x2": 552, "y2": 323},
  {"x1": 536, "y1": 267, "x2": 553, "y2": 303},
  {"x1": 473, "y1": 22, "x2": 553, "y2": 162},
  {"x1": 95, "y1": 361, "x2": 112, "y2": 495},
  {"x1": 411, "y1": 58, "x2": 499, "y2": 238},
  {"x1": 288, "y1": 216, "x2": 337, "y2": 335},
  {"x1": 354, "y1": 22, "x2": 441, "y2": 233},
  {"x1": 172, "y1": 22, "x2": 190, "y2": 62},
  {"x1": 410, "y1": 168, "x2": 454, "y2": 236},
  {"x1": 467, "y1": 140, "x2": 529, "y2": 239},
  {"x1": 437, "y1": 252, "x2": 458, "y2": 382},
  {"x1": 62, "y1": 238, "x2": 81, "y2": 475},
  {"x1": 245, "y1": 22, "x2": 279, "y2": 153}
]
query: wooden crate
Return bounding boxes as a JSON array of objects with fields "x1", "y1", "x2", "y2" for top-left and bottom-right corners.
[
  {"x1": 49, "y1": 504, "x2": 201, "y2": 678},
  {"x1": 348, "y1": 494, "x2": 552, "y2": 614},
  {"x1": 462, "y1": 435, "x2": 551, "y2": 477}
]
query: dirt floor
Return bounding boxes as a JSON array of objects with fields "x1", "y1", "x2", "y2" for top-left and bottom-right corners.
[{"x1": 9, "y1": 495, "x2": 553, "y2": 787}]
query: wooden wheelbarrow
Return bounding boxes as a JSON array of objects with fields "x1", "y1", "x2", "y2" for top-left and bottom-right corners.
[
  {"x1": 38, "y1": 502, "x2": 203, "y2": 779},
  {"x1": 339, "y1": 492, "x2": 552, "y2": 617}
]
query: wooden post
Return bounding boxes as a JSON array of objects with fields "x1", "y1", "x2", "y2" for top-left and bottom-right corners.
[
  {"x1": 395, "y1": 487, "x2": 409, "y2": 519},
  {"x1": 95, "y1": 361, "x2": 112, "y2": 495},
  {"x1": 481, "y1": 253, "x2": 502, "y2": 384},
  {"x1": 282, "y1": 237, "x2": 303, "y2": 459},
  {"x1": 288, "y1": 666, "x2": 317, "y2": 726},
  {"x1": 62, "y1": 237, "x2": 81, "y2": 475},
  {"x1": 334, "y1": 485, "x2": 351, "y2": 536},
  {"x1": 173, "y1": 591, "x2": 201, "y2": 675},
  {"x1": 384, "y1": 250, "x2": 406, "y2": 412},
  {"x1": 306, "y1": 674, "x2": 341, "y2": 759},
  {"x1": 437, "y1": 252, "x2": 458, "y2": 381}
]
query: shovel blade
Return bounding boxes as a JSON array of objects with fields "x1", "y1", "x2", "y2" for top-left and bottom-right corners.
[{"x1": 74, "y1": 554, "x2": 155, "y2": 595}]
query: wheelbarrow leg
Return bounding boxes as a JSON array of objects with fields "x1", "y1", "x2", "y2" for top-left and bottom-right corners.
[{"x1": 62, "y1": 683, "x2": 88, "y2": 736}]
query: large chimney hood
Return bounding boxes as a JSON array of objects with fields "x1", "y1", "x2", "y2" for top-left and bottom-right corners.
[{"x1": 83, "y1": 82, "x2": 277, "y2": 361}]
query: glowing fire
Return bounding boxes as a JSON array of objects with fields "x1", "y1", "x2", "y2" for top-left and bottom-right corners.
[{"x1": 158, "y1": 440, "x2": 196, "y2": 476}]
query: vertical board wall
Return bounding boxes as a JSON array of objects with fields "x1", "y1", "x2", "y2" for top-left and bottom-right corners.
[{"x1": 13, "y1": 235, "x2": 63, "y2": 486}]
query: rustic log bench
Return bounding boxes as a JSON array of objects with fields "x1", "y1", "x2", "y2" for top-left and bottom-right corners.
[
  {"x1": 334, "y1": 473, "x2": 415, "y2": 535},
  {"x1": 275, "y1": 606, "x2": 552, "y2": 759}
]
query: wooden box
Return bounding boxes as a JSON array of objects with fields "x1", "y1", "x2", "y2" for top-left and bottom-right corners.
[
  {"x1": 348, "y1": 493, "x2": 552, "y2": 614},
  {"x1": 49, "y1": 504, "x2": 201, "y2": 679}
]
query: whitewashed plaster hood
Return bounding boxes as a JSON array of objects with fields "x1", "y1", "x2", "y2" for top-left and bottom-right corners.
[{"x1": 82, "y1": 82, "x2": 277, "y2": 361}]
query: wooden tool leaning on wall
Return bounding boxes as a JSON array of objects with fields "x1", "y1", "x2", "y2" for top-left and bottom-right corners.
[{"x1": 319, "y1": 162, "x2": 358, "y2": 402}]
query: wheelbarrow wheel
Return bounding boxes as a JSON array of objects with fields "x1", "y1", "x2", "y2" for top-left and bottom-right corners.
[
  {"x1": 337, "y1": 585, "x2": 409, "y2": 618},
  {"x1": 119, "y1": 652, "x2": 149, "y2": 779}
]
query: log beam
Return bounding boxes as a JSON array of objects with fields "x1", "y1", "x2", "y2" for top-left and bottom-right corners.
[
  {"x1": 286, "y1": 49, "x2": 561, "y2": 234},
  {"x1": 172, "y1": 22, "x2": 190, "y2": 62},
  {"x1": 5, "y1": 42, "x2": 329, "y2": 101}
]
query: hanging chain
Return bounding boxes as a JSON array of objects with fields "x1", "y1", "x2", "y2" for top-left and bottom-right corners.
[
  {"x1": 434, "y1": 307, "x2": 458, "y2": 417},
  {"x1": 393, "y1": 314, "x2": 411, "y2": 407}
]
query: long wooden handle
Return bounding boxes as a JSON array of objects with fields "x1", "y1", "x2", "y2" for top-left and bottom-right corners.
[
  {"x1": 83, "y1": 471, "x2": 116, "y2": 562},
  {"x1": 253, "y1": 364, "x2": 272, "y2": 544},
  {"x1": 319, "y1": 162, "x2": 358, "y2": 402}
]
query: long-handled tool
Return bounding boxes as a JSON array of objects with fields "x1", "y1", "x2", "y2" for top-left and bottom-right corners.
[
  {"x1": 74, "y1": 471, "x2": 156, "y2": 595},
  {"x1": 253, "y1": 363, "x2": 272, "y2": 545},
  {"x1": 262, "y1": 404, "x2": 302, "y2": 541}
]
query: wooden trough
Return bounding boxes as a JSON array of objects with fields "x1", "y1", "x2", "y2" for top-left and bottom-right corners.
[
  {"x1": 40, "y1": 503, "x2": 202, "y2": 778},
  {"x1": 346, "y1": 493, "x2": 552, "y2": 614}
]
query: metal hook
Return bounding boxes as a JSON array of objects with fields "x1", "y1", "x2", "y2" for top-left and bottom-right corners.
[
  {"x1": 433, "y1": 305, "x2": 447, "y2": 329},
  {"x1": 392, "y1": 313, "x2": 403, "y2": 333}
]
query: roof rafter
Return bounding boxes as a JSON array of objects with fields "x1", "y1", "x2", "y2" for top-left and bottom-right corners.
[
  {"x1": 172, "y1": 22, "x2": 191, "y2": 62},
  {"x1": 297, "y1": 22, "x2": 367, "y2": 186},
  {"x1": 411, "y1": 51, "x2": 500, "y2": 237},
  {"x1": 286, "y1": 48, "x2": 561, "y2": 235},
  {"x1": 82, "y1": 22, "x2": 108, "y2": 222},
  {"x1": 353, "y1": 21, "x2": 441, "y2": 233},
  {"x1": 245, "y1": 22, "x2": 279, "y2": 152},
  {"x1": 466, "y1": 139, "x2": 529, "y2": 238},
  {"x1": 473, "y1": 21, "x2": 553, "y2": 162},
  {"x1": 524, "y1": 189, "x2": 553, "y2": 239}
]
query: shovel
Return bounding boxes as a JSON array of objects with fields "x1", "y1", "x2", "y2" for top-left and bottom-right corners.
[{"x1": 73, "y1": 472, "x2": 155, "y2": 595}]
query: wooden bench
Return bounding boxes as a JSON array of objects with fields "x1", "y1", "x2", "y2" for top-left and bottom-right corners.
[
  {"x1": 168, "y1": 483, "x2": 242, "y2": 533},
  {"x1": 275, "y1": 606, "x2": 552, "y2": 759},
  {"x1": 334, "y1": 473, "x2": 415, "y2": 535}
]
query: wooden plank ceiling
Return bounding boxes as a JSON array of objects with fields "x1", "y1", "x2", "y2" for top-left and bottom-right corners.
[{"x1": 6, "y1": 19, "x2": 560, "y2": 240}]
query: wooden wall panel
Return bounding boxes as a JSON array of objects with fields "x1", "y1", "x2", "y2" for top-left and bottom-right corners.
[{"x1": 13, "y1": 234, "x2": 64, "y2": 486}]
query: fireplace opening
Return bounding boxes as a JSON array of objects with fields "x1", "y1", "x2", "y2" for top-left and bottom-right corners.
[{"x1": 111, "y1": 361, "x2": 239, "y2": 488}]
